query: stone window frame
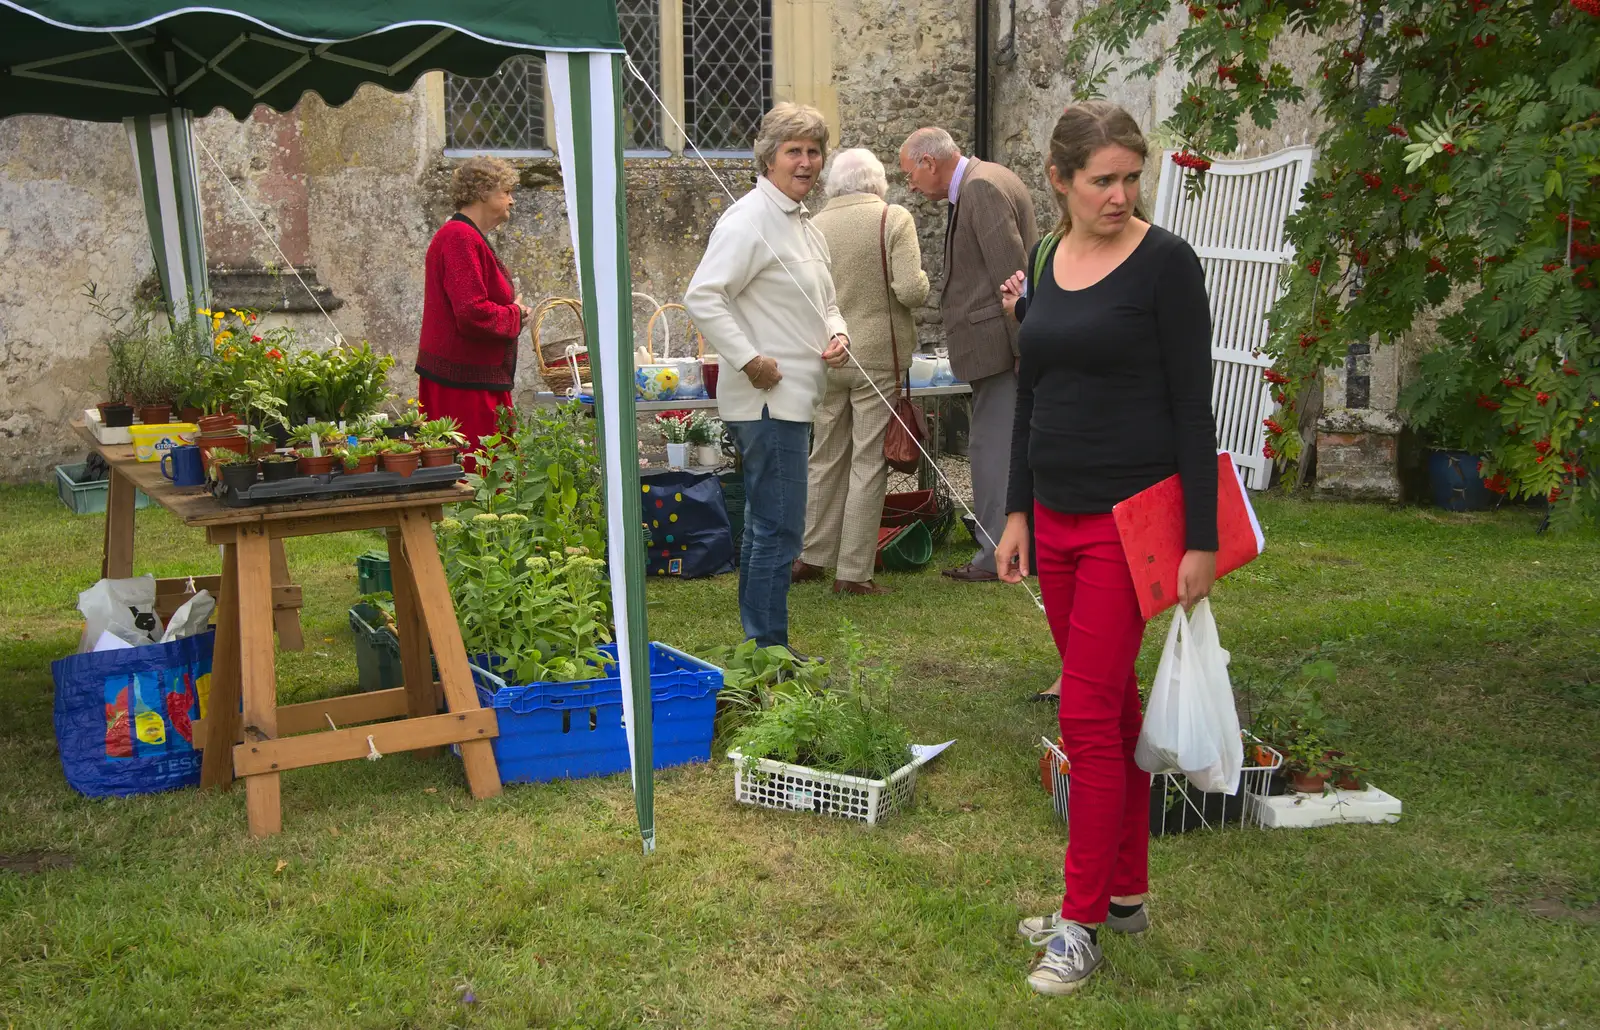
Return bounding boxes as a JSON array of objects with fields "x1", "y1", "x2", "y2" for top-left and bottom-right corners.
[{"x1": 433, "y1": 0, "x2": 835, "y2": 161}]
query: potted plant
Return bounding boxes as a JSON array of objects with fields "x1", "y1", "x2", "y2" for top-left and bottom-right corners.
[
  {"x1": 341, "y1": 442, "x2": 380, "y2": 475},
  {"x1": 384, "y1": 400, "x2": 424, "y2": 440},
  {"x1": 211, "y1": 448, "x2": 259, "y2": 496},
  {"x1": 656, "y1": 412, "x2": 693, "y2": 468},
  {"x1": 126, "y1": 333, "x2": 185, "y2": 425},
  {"x1": 377, "y1": 438, "x2": 421, "y2": 477},
  {"x1": 287, "y1": 420, "x2": 343, "y2": 476},
  {"x1": 259, "y1": 451, "x2": 302, "y2": 482},
  {"x1": 417, "y1": 416, "x2": 467, "y2": 467},
  {"x1": 84, "y1": 282, "x2": 141, "y2": 427},
  {"x1": 1283, "y1": 733, "x2": 1334, "y2": 794},
  {"x1": 686, "y1": 413, "x2": 725, "y2": 467}
]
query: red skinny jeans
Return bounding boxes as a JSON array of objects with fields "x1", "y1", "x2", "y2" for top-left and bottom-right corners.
[{"x1": 1035, "y1": 503, "x2": 1151, "y2": 925}]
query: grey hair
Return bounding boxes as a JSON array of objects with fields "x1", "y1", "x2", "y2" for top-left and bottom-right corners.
[
  {"x1": 753, "y1": 102, "x2": 831, "y2": 175},
  {"x1": 901, "y1": 127, "x2": 960, "y2": 165},
  {"x1": 824, "y1": 148, "x2": 888, "y2": 198}
]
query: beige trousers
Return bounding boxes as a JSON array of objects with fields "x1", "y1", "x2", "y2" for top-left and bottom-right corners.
[{"x1": 801, "y1": 366, "x2": 898, "y2": 583}]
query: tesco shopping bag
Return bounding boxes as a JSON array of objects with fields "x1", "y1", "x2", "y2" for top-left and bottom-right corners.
[
  {"x1": 50, "y1": 631, "x2": 214, "y2": 797},
  {"x1": 1134, "y1": 600, "x2": 1243, "y2": 795}
]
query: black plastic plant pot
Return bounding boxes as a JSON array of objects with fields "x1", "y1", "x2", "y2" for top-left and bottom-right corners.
[
  {"x1": 101, "y1": 404, "x2": 134, "y2": 428},
  {"x1": 266, "y1": 422, "x2": 291, "y2": 447},
  {"x1": 260, "y1": 458, "x2": 301, "y2": 482},
  {"x1": 381, "y1": 425, "x2": 410, "y2": 440},
  {"x1": 220, "y1": 462, "x2": 259, "y2": 496}
]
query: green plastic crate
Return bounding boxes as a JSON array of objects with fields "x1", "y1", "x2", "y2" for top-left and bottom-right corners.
[
  {"x1": 349, "y1": 603, "x2": 403, "y2": 693},
  {"x1": 356, "y1": 550, "x2": 392, "y2": 595},
  {"x1": 55, "y1": 463, "x2": 151, "y2": 515}
]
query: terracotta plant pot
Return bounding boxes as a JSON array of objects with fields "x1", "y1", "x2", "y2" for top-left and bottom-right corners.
[
  {"x1": 298, "y1": 453, "x2": 338, "y2": 476},
  {"x1": 136, "y1": 403, "x2": 173, "y2": 425},
  {"x1": 344, "y1": 456, "x2": 379, "y2": 475},
  {"x1": 1289, "y1": 771, "x2": 1330, "y2": 794},
  {"x1": 420, "y1": 446, "x2": 458, "y2": 467},
  {"x1": 379, "y1": 451, "x2": 421, "y2": 478},
  {"x1": 260, "y1": 457, "x2": 302, "y2": 482},
  {"x1": 100, "y1": 403, "x2": 135, "y2": 428},
  {"x1": 197, "y1": 413, "x2": 238, "y2": 434},
  {"x1": 178, "y1": 406, "x2": 204, "y2": 423},
  {"x1": 200, "y1": 433, "x2": 249, "y2": 458},
  {"x1": 1333, "y1": 771, "x2": 1363, "y2": 791}
]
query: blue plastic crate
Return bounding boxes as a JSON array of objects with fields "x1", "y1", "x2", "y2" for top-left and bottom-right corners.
[{"x1": 469, "y1": 642, "x2": 722, "y2": 784}]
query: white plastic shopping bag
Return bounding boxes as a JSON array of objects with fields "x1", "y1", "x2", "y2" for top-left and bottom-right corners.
[
  {"x1": 76, "y1": 575, "x2": 161, "y2": 653},
  {"x1": 1134, "y1": 599, "x2": 1244, "y2": 795}
]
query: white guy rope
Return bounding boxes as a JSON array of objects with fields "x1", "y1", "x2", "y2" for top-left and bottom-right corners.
[
  {"x1": 622, "y1": 55, "x2": 1044, "y2": 612},
  {"x1": 192, "y1": 131, "x2": 346, "y2": 343}
]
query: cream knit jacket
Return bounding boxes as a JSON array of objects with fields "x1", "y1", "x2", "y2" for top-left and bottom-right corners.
[
  {"x1": 685, "y1": 175, "x2": 849, "y2": 423},
  {"x1": 811, "y1": 194, "x2": 929, "y2": 373}
]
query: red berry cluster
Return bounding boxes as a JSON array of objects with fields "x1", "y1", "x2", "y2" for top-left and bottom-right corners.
[
  {"x1": 1263, "y1": 369, "x2": 1291, "y2": 385},
  {"x1": 1399, "y1": 24, "x2": 1424, "y2": 37},
  {"x1": 1392, "y1": 185, "x2": 1417, "y2": 201},
  {"x1": 1305, "y1": 259, "x2": 1322, "y2": 277},
  {"x1": 1471, "y1": 33, "x2": 1496, "y2": 47},
  {"x1": 1534, "y1": 439, "x2": 1552, "y2": 455},
  {"x1": 1187, "y1": 3, "x2": 1207, "y2": 17},
  {"x1": 1562, "y1": 362, "x2": 1581, "y2": 376},
  {"x1": 1572, "y1": 0, "x2": 1600, "y2": 16},
  {"x1": 1342, "y1": 48, "x2": 1366, "y2": 66},
  {"x1": 1386, "y1": 124, "x2": 1409, "y2": 138},
  {"x1": 1441, "y1": 142, "x2": 1459, "y2": 155},
  {"x1": 1427, "y1": 256, "x2": 1448, "y2": 274},
  {"x1": 1484, "y1": 473, "x2": 1509, "y2": 494},
  {"x1": 1262, "y1": 443, "x2": 1278, "y2": 460},
  {"x1": 1537, "y1": 392, "x2": 1552, "y2": 405},
  {"x1": 1571, "y1": 242, "x2": 1600, "y2": 261},
  {"x1": 1501, "y1": 376, "x2": 1526, "y2": 388},
  {"x1": 1216, "y1": 64, "x2": 1238, "y2": 83},
  {"x1": 1351, "y1": 248, "x2": 1370, "y2": 266},
  {"x1": 1557, "y1": 212, "x2": 1592, "y2": 231},
  {"x1": 1172, "y1": 151, "x2": 1212, "y2": 172},
  {"x1": 1297, "y1": 332, "x2": 1319, "y2": 349},
  {"x1": 1543, "y1": 262, "x2": 1563, "y2": 272},
  {"x1": 1520, "y1": 327, "x2": 1537, "y2": 339},
  {"x1": 1263, "y1": 417, "x2": 1286, "y2": 435},
  {"x1": 1476, "y1": 395, "x2": 1502, "y2": 410},
  {"x1": 1362, "y1": 172, "x2": 1383, "y2": 189}
]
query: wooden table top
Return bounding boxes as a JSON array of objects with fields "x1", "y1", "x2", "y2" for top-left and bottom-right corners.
[{"x1": 72, "y1": 421, "x2": 472, "y2": 527}]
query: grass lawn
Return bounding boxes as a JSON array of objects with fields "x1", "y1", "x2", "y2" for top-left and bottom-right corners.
[{"x1": 1, "y1": 483, "x2": 1597, "y2": 1029}]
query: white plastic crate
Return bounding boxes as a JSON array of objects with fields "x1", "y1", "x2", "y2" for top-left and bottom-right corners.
[
  {"x1": 728, "y1": 749, "x2": 918, "y2": 826},
  {"x1": 84, "y1": 408, "x2": 132, "y2": 445}
]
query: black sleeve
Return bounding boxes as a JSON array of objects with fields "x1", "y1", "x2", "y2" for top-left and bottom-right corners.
[
  {"x1": 1006, "y1": 338, "x2": 1036, "y2": 515},
  {"x1": 1014, "y1": 239, "x2": 1042, "y2": 324},
  {"x1": 1154, "y1": 238, "x2": 1219, "y2": 551}
]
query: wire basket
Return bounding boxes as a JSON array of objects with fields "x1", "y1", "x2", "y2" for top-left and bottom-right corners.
[
  {"x1": 1046, "y1": 736, "x2": 1283, "y2": 834},
  {"x1": 728, "y1": 749, "x2": 918, "y2": 826}
]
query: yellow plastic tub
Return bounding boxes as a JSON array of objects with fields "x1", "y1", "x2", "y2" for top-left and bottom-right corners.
[{"x1": 129, "y1": 422, "x2": 198, "y2": 462}]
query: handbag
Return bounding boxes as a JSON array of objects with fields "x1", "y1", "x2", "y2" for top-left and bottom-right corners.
[{"x1": 879, "y1": 207, "x2": 927, "y2": 474}]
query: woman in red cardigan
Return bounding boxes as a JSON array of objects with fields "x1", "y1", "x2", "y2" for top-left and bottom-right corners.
[{"x1": 416, "y1": 156, "x2": 531, "y2": 456}]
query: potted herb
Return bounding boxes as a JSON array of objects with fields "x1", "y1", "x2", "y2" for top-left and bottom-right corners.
[
  {"x1": 211, "y1": 448, "x2": 259, "y2": 496},
  {"x1": 84, "y1": 282, "x2": 141, "y2": 427},
  {"x1": 384, "y1": 401, "x2": 424, "y2": 440},
  {"x1": 377, "y1": 438, "x2": 421, "y2": 477},
  {"x1": 656, "y1": 412, "x2": 693, "y2": 468},
  {"x1": 287, "y1": 421, "x2": 343, "y2": 476},
  {"x1": 418, "y1": 416, "x2": 468, "y2": 467},
  {"x1": 341, "y1": 442, "x2": 380, "y2": 475},
  {"x1": 259, "y1": 451, "x2": 302, "y2": 482},
  {"x1": 686, "y1": 413, "x2": 725, "y2": 467},
  {"x1": 126, "y1": 333, "x2": 185, "y2": 425},
  {"x1": 1284, "y1": 735, "x2": 1334, "y2": 794}
]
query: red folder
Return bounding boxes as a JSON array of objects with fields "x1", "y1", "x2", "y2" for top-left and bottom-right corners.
[{"x1": 1112, "y1": 452, "x2": 1265, "y2": 621}]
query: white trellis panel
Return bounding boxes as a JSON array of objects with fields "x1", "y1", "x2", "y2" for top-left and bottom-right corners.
[{"x1": 1152, "y1": 145, "x2": 1315, "y2": 490}]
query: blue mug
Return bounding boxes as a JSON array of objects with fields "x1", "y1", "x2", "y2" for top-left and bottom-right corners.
[{"x1": 160, "y1": 444, "x2": 206, "y2": 487}]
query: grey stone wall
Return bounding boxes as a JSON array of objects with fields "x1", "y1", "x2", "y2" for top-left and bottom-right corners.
[{"x1": 0, "y1": 1, "x2": 1356, "y2": 483}]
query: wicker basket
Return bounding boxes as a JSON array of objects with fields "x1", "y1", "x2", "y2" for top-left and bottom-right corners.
[{"x1": 532, "y1": 297, "x2": 590, "y2": 395}]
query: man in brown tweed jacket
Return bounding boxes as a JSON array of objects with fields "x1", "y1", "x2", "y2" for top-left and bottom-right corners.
[{"x1": 900, "y1": 127, "x2": 1039, "y2": 581}]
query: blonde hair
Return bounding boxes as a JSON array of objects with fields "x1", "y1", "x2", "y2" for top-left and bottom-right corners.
[
  {"x1": 1047, "y1": 102, "x2": 1149, "y2": 235},
  {"x1": 451, "y1": 156, "x2": 519, "y2": 209},
  {"x1": 753, "y1": 103, "x2": 830, "y2": 176}
]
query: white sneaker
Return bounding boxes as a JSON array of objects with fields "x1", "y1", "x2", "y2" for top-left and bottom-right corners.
[
  {"x1": 1017, "y1": 904, "x2": 1148, "y2": 938},
  {"x1": 1026, "y1": 921, "x2": 1103, "y2": 996}
]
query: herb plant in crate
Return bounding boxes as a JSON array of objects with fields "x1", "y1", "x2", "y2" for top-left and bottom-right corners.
[{"x1": 726, "y1": 620, "x2": 919, "y2": 825}]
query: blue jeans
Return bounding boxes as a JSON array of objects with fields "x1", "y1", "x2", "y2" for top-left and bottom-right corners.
[{"x1": 726, "y1": 409, "x2": 810, "y2": 649}]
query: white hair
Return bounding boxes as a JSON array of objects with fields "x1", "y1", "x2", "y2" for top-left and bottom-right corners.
[
  {"x1": 902, "y1": 127, "x2": 960, "y2": 165},
  {"x1": 824, "y1": 148, "x2": 888, "y2": 198}
]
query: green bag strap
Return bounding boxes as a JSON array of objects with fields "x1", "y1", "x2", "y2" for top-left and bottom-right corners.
[{"x1": 1029, "y1": 231, "x2": 1062, "y2": 296}]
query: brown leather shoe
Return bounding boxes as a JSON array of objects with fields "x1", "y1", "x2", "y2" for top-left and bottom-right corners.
[
  {"x1": 941, "y1": 563, "x2": 998, "y2": 583},
  {"x1": 833, "y1": 579, "x2": 892, "y2": 595},
  {"x1": 791, "y1": 559, "x2": 827, "y2": 583}
]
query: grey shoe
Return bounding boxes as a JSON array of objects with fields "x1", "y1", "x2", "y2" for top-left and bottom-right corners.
[
  {"x1": 1026, "y1": 921, "x2": 1103, "y2": 996},
  {"x1": 1017, "y1": 905, "x2": 1148, "y2": 939}
]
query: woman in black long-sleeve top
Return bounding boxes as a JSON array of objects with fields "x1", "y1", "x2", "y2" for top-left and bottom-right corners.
[{"x1": 994, "y1": 102, "x2": 1218, "y2": 997}]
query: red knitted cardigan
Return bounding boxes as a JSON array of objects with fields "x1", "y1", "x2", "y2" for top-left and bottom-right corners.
[{"x1": 415, "y1": 215, "x2": 522, "y2": 391}]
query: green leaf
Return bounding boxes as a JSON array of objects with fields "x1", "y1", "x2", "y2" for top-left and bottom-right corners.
[{"x1": 1544, "y1": 169, "x2": 1563, "y2": 199}]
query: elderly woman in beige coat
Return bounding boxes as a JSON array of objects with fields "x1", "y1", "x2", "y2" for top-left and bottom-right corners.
[{"x1": 792, "y1": 148, "x2": 930, "y2": 594}]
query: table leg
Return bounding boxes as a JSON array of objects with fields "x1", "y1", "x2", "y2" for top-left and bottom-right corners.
[
  {"x1": 388, "y1": 526, "x2": 443, "y2": 759},
  {"x1": 102, "y1": 468, "x2": 136, "y2": 580},
  {"x1": 236, "y1": 525, "x2": 283, "y2": 836},
  {"x1": 397, "y1": 509, "x2": 501, "y2": 799},
  {"x1": 200, "y1": 543, "x2": 243, "y2": 790},
  {"x1": 267, "y1": 539, "x2": 304, "y2": 652}
]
